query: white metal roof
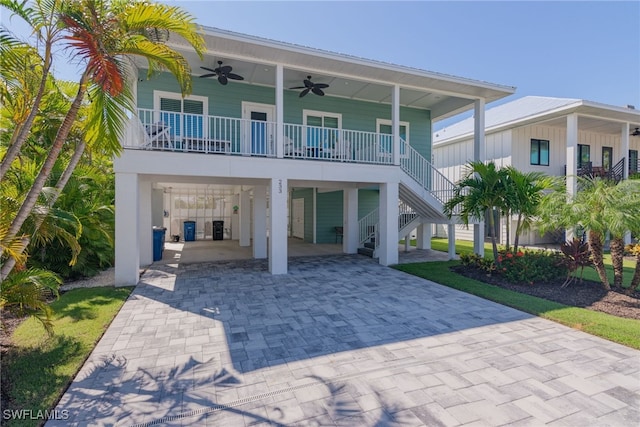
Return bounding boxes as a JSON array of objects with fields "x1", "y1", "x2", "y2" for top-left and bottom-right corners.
[{"x1": 434, "y1": 96, "x2": 640, "y2": 144}]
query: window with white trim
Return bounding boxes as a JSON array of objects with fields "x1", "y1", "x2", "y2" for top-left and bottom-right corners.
[
  {"x1": 153, "y1": 91, "x2": 208, "y2": 139},
  {"x1": 303, "y1": 110, "x2": 342, "y2": 148}
]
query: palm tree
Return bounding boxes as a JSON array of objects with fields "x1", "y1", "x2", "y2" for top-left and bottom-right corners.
[
  {"x1": 444, "y1": 161, "x2": 508, "y2": 262},
  {"x1": 0, "y1": 0, "x2": 61, "y2": 182},
  {"x1": 1, "y1": 0, "x2": 206, "y2": 281},
  {"x1": 502, "y1": 167, "x2": 550, "y2": 253},
  {"x1": 538, "y1": 177, "x2": 633, "y2": 290}
]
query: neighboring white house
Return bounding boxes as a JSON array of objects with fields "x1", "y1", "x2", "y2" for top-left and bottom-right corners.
[
  {"x1": 433, "y1": 96, "x2": 640, "y2": 245},
  {"x1": 113, "y1": 26, "x2": 516, "y2": 285}
]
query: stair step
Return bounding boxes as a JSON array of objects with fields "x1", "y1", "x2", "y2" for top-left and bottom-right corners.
[
  {"x1": 364, "y1": 242, "x2": 376, "y2": 249},
  {"x1": 357, "y1": 247, "x2": 375, "y2": 257}
]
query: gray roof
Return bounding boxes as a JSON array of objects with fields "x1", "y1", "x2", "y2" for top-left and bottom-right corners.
[{"x1": 434, "y1": 96, "x2": 580, "y2": 143}]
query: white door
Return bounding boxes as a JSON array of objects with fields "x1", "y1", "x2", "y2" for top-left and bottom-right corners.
[
  {"x1": 242, "y1": 102, "x2": 275, "y2": 155},
  {"x1": 292, "y1": 198, "x2": 305, "y2": 239}
]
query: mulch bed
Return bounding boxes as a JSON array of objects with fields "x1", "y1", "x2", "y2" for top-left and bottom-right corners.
[{"x1": 451, "y1": 265, "x2": 640, "y2": 320}]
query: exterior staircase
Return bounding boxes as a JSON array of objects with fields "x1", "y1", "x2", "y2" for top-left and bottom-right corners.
[{"x1": 358, "y1": 140, "x2": 458, "y2": 258}]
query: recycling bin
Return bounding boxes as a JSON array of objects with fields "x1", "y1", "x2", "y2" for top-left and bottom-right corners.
[
  {"x1": 213, "y1": 220, "x2": 224, "y2": 240},
  {"x1": 183, "y1": 221, "x2": 196, "y2": 242},
  {"x1": 152, "y1": 227, "x2": 164, "y2": 261}
]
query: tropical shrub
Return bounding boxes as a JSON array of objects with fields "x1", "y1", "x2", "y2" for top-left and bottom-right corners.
[
  {"x1": 497, "y1": 249, "x2": 565, "y2": 285},
  {"x1": 559, "y1": 238, "x2": 592, "y2": 287},
  {"x1": 0, "y1": 267, "x2": 61, "y2": 335}
]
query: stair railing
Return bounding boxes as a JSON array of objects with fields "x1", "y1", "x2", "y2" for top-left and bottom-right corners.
[
  {"x1": 609, "y1": 157, "x2": 625, "y2": 183},
  {"x1": 399, "y1": 139, "x2": 457, "y2": 207},
  {"x1": 359, "y1": 208, "x2": 379, "y2": 245},
  {"x1": 398, "y1": 200, "x2": 418, "y2": 231}
]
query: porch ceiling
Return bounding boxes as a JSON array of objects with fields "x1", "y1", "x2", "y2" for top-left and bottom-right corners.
[{"x1": 154, "y1": 26, "x2": 515, "y2": 120}]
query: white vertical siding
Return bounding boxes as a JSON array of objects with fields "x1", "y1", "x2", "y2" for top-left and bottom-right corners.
[{"x1": 433, "y1": 129, "x2": 512, "y2": 183}]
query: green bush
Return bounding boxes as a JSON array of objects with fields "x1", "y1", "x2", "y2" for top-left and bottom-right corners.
[
  {"x1": 461, "y1": 249, "x2": 567, "y2": 285},
  {"x1": 497, "y1": 249, "x2": 566, "y2": 285}
]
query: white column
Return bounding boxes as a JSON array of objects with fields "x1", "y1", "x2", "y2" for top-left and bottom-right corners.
[
  {"x1": 473, "y1": 98, "x2": 486, "y2": 257},
  {"x1": 447, "y1": 224, "x2": 456, "y2": 260},
  {"x1": 416, "y1": 223, "x2": 432, "y2": 249},
  {"x1": 379, "y1": 182, "x2": 399, "y2": 266},
  {"x1": 139, "y1": 179, "x2": 153, "y2": 266},
  {"x1": 239, "y1": 189, "x2": 251, "y2": 247},
  {"x1": 392, "y1": 85, "x2": 401, "y2": 166},
  {"x1": 275, "y1": 64, "x2": 284, "y2": 158},
  {"x1": 115, "y1": 173, "x2": 140, "y2": 286},
  {"x1": 269, "y1": 178, "x2": 288, "y2": 274},
  {"x1": 404, "y1": 234, "x2": 411, "y2": 252},
  {"x1": 343, "y1": 188, "x2": 359, "y2": 254},
  {"x1": 253, "y1": 185, "x2": 267, "y2": 258},
  {"x1": 566, "y1": 113, "x2": 579, "y2": 241},
  {"x1": 622, "y1": 123, "x2": 631, "y2": 245},
  {"x1": 312, "y1": 188, "x2": 317, "y2": 244},
  {"x1": 622, "y1": 123, "x2": 630, "y2": 180}
]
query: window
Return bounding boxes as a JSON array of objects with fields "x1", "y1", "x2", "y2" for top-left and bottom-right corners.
[
  {"x1": 303, "y1": 110, "x2": 341, "y2": 148},
  {"x1": 530, "y1": 139, "x2": 549, "y2": 166},
  {"x1": 630, "y1": 150, "x2": 638, "y2": 174},
  {"x1": 578, "y1": 144, "x2": 591, "y2": 168},
  {"x1": 154, "y1": 91, "x2": 208, "y2": 139},
  {"x1": 376, "y1": 119, "x2": 409, "y2": 143},
  {"x1": 377, "y1": 119, "x2": 409, "y2": 157}
]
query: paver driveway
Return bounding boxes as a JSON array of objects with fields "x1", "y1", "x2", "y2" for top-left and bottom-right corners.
[{"x1": 50, "y1": 255, "x2": 639, "y2": 426}]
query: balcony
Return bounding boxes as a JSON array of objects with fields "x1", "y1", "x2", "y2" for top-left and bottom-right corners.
[{"x1": 124, "y1": 109, "x2": 398, "y2": 166}]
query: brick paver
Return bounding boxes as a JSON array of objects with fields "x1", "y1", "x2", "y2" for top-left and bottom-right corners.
[{"x1": 48, "y1": 255, "x2": 639, "y2": 426}]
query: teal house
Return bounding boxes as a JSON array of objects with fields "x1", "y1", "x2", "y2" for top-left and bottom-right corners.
[{"x1": 114, "y1": 26, "x2": 515, "y2": 285}]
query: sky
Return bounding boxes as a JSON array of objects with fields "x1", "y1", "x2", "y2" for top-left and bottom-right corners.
[{"x1": 2, "y1": 1, "x2": 639, "y2": 129}]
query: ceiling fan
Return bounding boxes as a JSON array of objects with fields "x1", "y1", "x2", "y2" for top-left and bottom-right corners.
[
  {"x1": 200, "y1": 61, "x2": 244, "y2": 85},
  {"x1": 290, "y1": 76, "x2": 329, "y2": 97},
  {"x1": 632, "y1": 127, "x2": 640, "y2": 136}
]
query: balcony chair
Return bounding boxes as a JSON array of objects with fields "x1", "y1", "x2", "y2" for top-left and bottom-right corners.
[{"x1": 144, "y1": 121, "x2": 172, "y2": 149}]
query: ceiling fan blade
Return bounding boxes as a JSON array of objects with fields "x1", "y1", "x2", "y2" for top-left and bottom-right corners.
[
  {"x1": 226, "y1": 73, "x2": 244, "y2": 81},
  {"x1": 218, "y1": 75, "x2": 228, "y2": 85},
  {"x1": 299, "y1": 88, "x2": 310, "y2": 98},
  {"x1": 218, "y1": 65, "x2": 233, "y2": 74},
  {"x1": 303, "y1": 79, "x2": 314, "y2": 88},
  {"x1": 312, "y1": 87, "x2": 325, "y2": 96},
  {"x1": 200, "y1": 66, "x2": 217, "y2": 73},
  {"x1": 314, "y1": 83, "x2": 329, "y2": 89},
  {"x1": 290, "y1": 86, "x2": 306, "y2": 89},
  {"x1": 199, "y1": 73, "x2": 217, "y2": 78}
]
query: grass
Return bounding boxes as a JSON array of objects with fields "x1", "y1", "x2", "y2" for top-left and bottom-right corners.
[
  {"x1": 396, "y1": 260, "x2": 640, "y2": 349},
  {"x1": 1, "y1": 286, "x2": 132, "y2": 427}
]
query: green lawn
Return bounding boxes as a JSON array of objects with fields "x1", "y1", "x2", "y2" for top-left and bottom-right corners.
[
  {"x1": 396, "y1": 260, "x2": 640, "y2": 350},
  {"x1": 1, "y1": 286, "x2": 132, "y2": 427}
]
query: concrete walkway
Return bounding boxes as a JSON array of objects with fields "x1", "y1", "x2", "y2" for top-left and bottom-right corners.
[{"x1": 49, "y1": 255, "x2": 639, "y2": 426}]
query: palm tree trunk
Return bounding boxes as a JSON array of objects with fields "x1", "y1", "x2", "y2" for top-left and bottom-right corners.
[
  {"x1": 514, "y1": 214, "x2": 522, "y2": 253},
  {"x1": 629, "y1": 253, "x2": 640, "y2": 292},
  {"x1": 504, "y1": 210, "x2": 511, "y2": 252},
  {"x1": 1, "y1": 72, "x2": 89, "y2": 282},
  {"x1": 488, "y1": 209, "x2": 499, "y2": 262},
  {"x1": 609, "y1": 236, "x2": 625, "y2": 288},
  {"x1": 0, "y1": 40, "x2": 53, "y2": 182},
  {"x1": 588, "y1": 230, "x2": 610, "y2": 290}
]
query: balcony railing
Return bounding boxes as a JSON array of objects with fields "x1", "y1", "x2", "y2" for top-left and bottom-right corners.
[{"x1": 126, "y1": 109, "x2": 395, "y2": 165}]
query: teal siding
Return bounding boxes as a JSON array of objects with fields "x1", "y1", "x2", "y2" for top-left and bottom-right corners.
[
  {"x1": 358, "y1": 189, "x2": 379, "y2": 219},
  {"x1": 291, "y1": 188, "x2": 314, "y2": 242},
  {"x1": 290, "y1": 188, "x2": 379, "y2": 244},
  {"x1": 138, "y1": 71, "x2": 432, "y2": 157},
  {"x1": 315, "y1": 191, "x2": 343, "y2": 244}
]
